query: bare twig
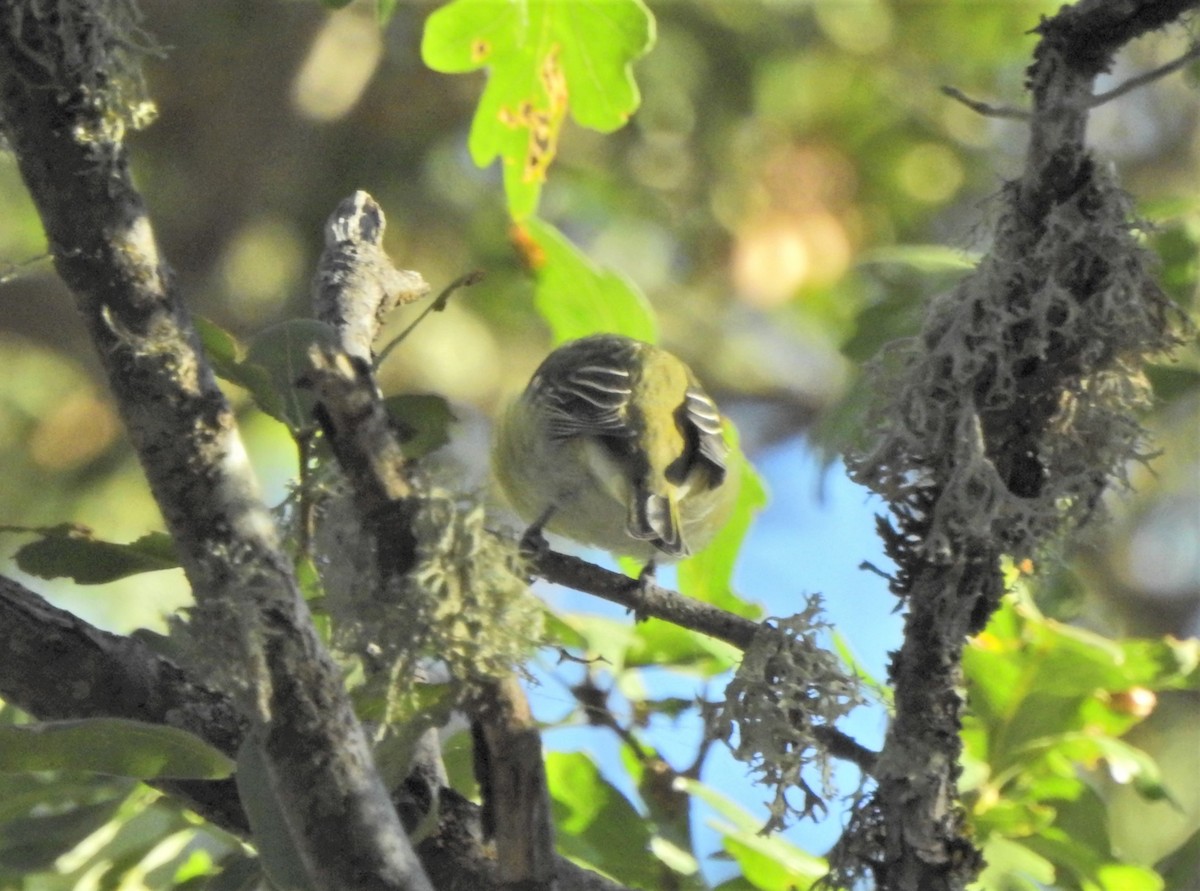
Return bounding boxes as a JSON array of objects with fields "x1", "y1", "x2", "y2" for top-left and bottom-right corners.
[
  {"x1": 940, "y1": 85, "x2": 1030, "y2": 120},
  {"x1": 375, "y1": 269, "x2": 486, "y2": 368},
  {"x1": 532, "y1": 547, "x2": 760, "y2": 649},
  {"x1": 1090, "y1": 41, "x2": 1200, "y2": 105},
  {"x1": 943, "y1": 39, "x2": 1200, "y2": 120}
]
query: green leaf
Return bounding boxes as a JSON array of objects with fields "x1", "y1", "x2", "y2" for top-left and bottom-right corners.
[
  {"x1": 1020, "y1": 827, "x2": 1165, "y2": 891},
  {"x1": 713, "y1": 878, "x2": 763, "y2": 891},
  {"x1": 519, "y1": 217, "x2": 658, "y2": 343},
  {"x1": 539, "y1": 605, "x2": 589, "y2": 650},
  {"x1": 1116, "y1": 636, "x2": 1200, "y2": 691},
  {"x1": 376, "y1": 0, "x2": 400, "y2": 25},
  {"x1": 677, "y1": 779, "x2": 826, "y2": 890},
  {"x1": 719, "y1": 830, "x2": 824, "y2": 891},
  {"x1": 194, "y1": 315, "x2": 245, "y2": 379},
  {"x1": 831, "y1": 629, "x2": 893, "y2": 707},
  {"x1": 422, "y1": 0, "x2": 654, "y2": 218},
  {"x1": 1093, "y1": 863, "x2": 1165, "y2": 891},
  {"x1": 648, "y1": 836, "x2": 698, "y2": 876},
  {"x1": 243, "y1": 319, "x2": 342, "y2": 431},
  {"x1": 562, "y1": 614, "x2": 639, "y2": 671},
  {"x1": 0, "y1": 798, "x2": 126, "y2": 871},
  {"x1": 972, "y1": 797, "x2": 1057, "y2": 838},
  {"x1": 967, "y1": 597, "x2": 1200, "y2": 773},
  {"x1": 321, "y1": 0, "x2": 355, "y2": 8},
  {"x1": 973, "y1": 836, "x2": 1056, "y2": 891},
  {"x1": 858, "y1": 243, "x2": 978, "y2": 272},
  {"x1": 0, "y1": 719, "x2": 233, "y2": 780},
  {"x1": 235, "y1": 734, "x2": 316, "y2": 891},
  {"x1": 676, "y1": 777, "x2": 765, "y2": 834},
  {"x1": 624, "y1": 618, "x2": 739, "y2": 676},
  {"x1": 439, "y1": 728, "x2": 479, "y2": 801},
  {"x1": 382, "y1": 393, "x2": 457, "y2": 459},
  {"x1": 545, "y1": 750, "x2": 658, "y2": 885},
  {"x1": 678, "y1": 436, "x2": 767, "y2": 620},
  {"x1": 1017, "y1": 733, "x2": 1171, "y2": 803},
  {"x1": 8, "y1": 525, "x2": 179, "y2": 583}
]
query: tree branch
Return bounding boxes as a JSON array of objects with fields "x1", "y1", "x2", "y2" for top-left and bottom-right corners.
[
  {"x1": 531, "y1": 546, "x2": 879, "y2": 774},
  {"x1": 840, "y1": 2, "x2": 1197, "y2": 889},
  {"x1": 304, "y1": 194, "x2": 558, "y2": 889},
  {"x1": 533, "y1": 548, "x2": 761, "y2": 650},
  {"x1": 0, "y1": 9, "x2": 430, "y2": 890},
  {"x1": 0, "y1": 574, "x2": 631, "y2": 891},
  {"x1": 312, "y1": 191, "x2": 429, "y2": 364}
]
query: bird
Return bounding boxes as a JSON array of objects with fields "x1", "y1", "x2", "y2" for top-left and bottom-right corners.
[{"x1": 491, "y1": 333, "x2": 740, "y2": 563}]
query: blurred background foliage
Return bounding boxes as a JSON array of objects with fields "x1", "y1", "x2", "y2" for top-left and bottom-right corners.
[{"x1": 0, "y1": 0, "x2": 1197, "y2": 888}]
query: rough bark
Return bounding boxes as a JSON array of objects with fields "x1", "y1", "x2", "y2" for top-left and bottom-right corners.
[{"x1": 0, "y1": 6, "x2": 430, "y2": 890}]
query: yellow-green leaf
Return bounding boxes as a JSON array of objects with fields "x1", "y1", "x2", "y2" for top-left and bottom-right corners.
[
  {"x1": 519, "y1": 217, "x2": 657, "y2": 343},
  {"x1": 422, "y1": 0, "x2": 654, "y2": 218}
]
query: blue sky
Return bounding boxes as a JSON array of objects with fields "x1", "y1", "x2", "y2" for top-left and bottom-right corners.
[{"x1": 529, "y1": 435, "x2": 903, "y2": 880}]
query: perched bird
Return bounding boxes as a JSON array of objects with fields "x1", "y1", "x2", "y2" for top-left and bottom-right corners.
[{"x1": 492, "y1": 334, "x2": 739, "y2": 561}]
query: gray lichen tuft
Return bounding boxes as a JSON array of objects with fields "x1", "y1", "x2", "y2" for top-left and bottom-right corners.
[
  {"x1": 848, "y1": 162, "x2": 1190, "y2": 576},
  {"x1": 712, "y1": 597, "x2": 865, "y2": 831},
  {"x1": 322, "y1": 486, "x2": 542, "y2": 720}
]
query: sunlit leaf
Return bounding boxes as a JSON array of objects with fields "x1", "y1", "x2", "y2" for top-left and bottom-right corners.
[
  {"x1": 1094, "y1": 863, "x2": 1166, "y2": 891},
  {"x1": 678, "y1": 778, "x2": 826, "y2": 889},
  {"x1": 422, "y1": 0, "x2": 654, "y2": 217},
  {"x1": 677, "y1": 778, "x2": 764, "y2": 834},
  {"x1": 831, "y1": 629, "x2": 892, "y2": 707},
  {"x1": 560, "y1": 614, "x2": 639, "y2": 671},
  {"x1": 649, "y1": 836, "x2": 698, "y2": 876},
  {"x1": 545, "y1": 750, "x2": 658, "y2": 885},
  {"x1": 974, "y1": 836, "x2": 1056, "y2": 891},
  {"x1": 1021, "y1": 828, "x2": 1165, "y2": 891},
  {"x1": 517, "y1": 217, "x2": 658, "y2": 344},
  {"x1": 539, "y1": 605, "x2": 589, "y2": 650},
  {"x1": 720, "y1": 830, "x2": 824, "y2": 891},
  {"x1": 624, "y1": 618, "x2": 739, "y2": 676},
  {"x1": 679, "y1": 438, "x2": 767, "y2": 620},
  {"x1": 1020, "y1": 733, "x2": 1171, "y2": 803},
  {"x1": 972, "y1": 797, "x2": 1057, "y2": 838}
]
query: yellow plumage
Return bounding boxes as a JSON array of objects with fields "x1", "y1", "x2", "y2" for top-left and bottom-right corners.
[{"x1": 491, "y1": 334, "x2": 740, "y2": 561}]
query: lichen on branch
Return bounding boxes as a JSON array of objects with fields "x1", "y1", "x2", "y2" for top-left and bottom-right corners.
[
  {"x1": 712, "y1": 597, "x2": 866, "y2": 831},
  {"x1": 850, "y1": 163, "x2": 1188, "y2": 573},
  {"x1": 0, "y1": 0, "x2": 158, "y2": 141}
]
